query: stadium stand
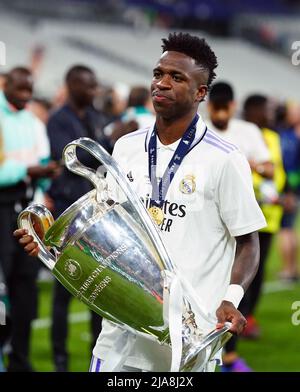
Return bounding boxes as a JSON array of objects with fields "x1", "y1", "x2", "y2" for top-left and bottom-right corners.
[{"x1": 0, "y1": 12, "x2": 299, "y2": 102}]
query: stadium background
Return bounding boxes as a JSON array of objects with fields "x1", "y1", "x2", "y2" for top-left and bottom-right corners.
[{"x1": 0, "y1": 0, "x2": 300, "y2": 372}]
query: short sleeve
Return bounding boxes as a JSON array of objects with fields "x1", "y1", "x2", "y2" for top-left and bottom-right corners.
[
  {"x1": 111, "y1": 138, "x2": 128, "y2": 169},
  {"x1": 217, "y1": 150, "x2": 266, "y2": 237}
]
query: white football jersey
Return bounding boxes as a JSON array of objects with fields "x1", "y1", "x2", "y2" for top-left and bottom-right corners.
[{"x1": 93, "y1": 115, "x2": 266, "y2": 371}]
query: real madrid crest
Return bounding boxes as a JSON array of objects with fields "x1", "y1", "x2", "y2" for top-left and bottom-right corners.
[
  {"x1": 64, "y1": 259, "x2": 82, "y2": 280},
  {"x1": 179, "y1": 175, "x2": 196, "y2": 194}
]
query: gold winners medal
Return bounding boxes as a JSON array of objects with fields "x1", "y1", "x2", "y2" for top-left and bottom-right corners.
[{"x1": 148, "y1": 206, "x2": 164, "y2": 226}]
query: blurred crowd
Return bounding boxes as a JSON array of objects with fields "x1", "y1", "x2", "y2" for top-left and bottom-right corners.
[{"x1": 0, "y1": 61, "x2": 299, "y2": 372}]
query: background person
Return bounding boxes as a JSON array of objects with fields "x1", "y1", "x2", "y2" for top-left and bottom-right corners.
[
  {"x1": 46, "y1": 65, "x2": 112, "y2": 372},
  {"x1": 206, "y1": 82, "x2": 273, "y2": 371},
  {"x1": 0, "y1": 67, "x2": 59, "y2": 371},
  {"x1": 103, "y1": 85, "x2": 155, "y2": 146},
  {"x1": 276, "y1": 101, "x2": 300, "y2": 282},
  {"x1": 241, "y1": 94, "x2": 286, "y2": 338}
]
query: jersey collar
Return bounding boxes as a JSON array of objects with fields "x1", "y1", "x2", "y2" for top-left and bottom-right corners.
[{"x1": 144, "y1": 113, "x2": 207, "y2": 152}]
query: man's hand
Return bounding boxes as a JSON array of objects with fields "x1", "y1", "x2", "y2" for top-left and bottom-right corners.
[
  {"x1": 13, "y1": 216, "x2": 43, "y2": 257},
  {"x1": 215, "y1": 300, "x2": 247, "y2": 335},
  {"x1": 44, "y1": 193, "x2": 55, "y2": 212},
  {"x1": 282, "y1": 192, "x2": 298, "y2": 213},
  {"x1": 27, "y1": 161, "x2": 61, "y2": 179}
]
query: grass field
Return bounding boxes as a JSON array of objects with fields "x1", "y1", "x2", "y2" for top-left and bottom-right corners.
[{"x1": 26, "y1": 228, "x2": 300, "y2": 372}]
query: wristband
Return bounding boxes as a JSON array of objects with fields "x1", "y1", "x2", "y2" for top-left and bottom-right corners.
[{"x1": 223, "y1": 284, "x2": 244, "y2": 308}]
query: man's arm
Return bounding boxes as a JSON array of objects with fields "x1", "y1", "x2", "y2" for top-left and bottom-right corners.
[
  {"x1": 248, "y1": 160, "x2": 274, "y2": 179},
  {"x1": 248, "y1": 123, "x2": 274, "y2": 179},
  {"x1": 230, "y1": 232, "x2": 260, "y2": 289},
  {"x1": 216, "y1": 231, "x2": 260, "y2": 334}
]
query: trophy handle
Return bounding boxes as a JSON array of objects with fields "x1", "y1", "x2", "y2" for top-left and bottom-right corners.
[
  {"x1": 63, "y1": 139, "x2": 107, "y2": 202},
  {"x1": 181, "y1": 322, "x2": 232, "y2": 372},
  {"x1": 18, "y1": 204, "x2": 56, "y2": 270}
]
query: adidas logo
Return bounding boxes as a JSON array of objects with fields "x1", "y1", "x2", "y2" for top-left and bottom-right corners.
[{"x1": 127, "y1": 171, "x2": 134, "y2": 182}]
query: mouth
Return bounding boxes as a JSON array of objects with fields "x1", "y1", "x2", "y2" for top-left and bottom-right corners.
[
  {"x1": 152, "y1": 93, "x2": 172, "y2": 103},
  {"x1": 15, "y1": 102, "x2": 27, "y2": 110},
  {"x1": 214, "y1": 125, "x2": 227, "y2": 131}
]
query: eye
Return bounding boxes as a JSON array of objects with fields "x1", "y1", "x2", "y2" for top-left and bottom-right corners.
[
  {"x1": 172, "y1": 74, "x2": 182, "y2": 82},
  {"x1": 153, "y1": 70, "x2": 162, "y2": 79}
]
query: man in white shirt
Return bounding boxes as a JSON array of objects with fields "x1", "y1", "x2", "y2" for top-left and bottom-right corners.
[
  {"x1": 91, "y1": 34, "x2": 267, "y2": 372},
  {"x1": 14, "y1": 33, "x2": 266, "y2": 372},
  {"x1": 206, "y1": 82, "x2": 273, "y2": 179}
]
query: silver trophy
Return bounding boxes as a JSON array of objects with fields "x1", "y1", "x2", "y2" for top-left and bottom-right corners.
[{"x1": 18, "y1": 137, "x2": 231, "y2": 372}]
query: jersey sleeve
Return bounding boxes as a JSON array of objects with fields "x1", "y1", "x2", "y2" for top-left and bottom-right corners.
[{"x1": 217, "y1": 150, "x2": 267, "y2": 237}]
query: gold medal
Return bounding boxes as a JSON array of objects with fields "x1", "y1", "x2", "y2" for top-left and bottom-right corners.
[{"x1": 148, "y1": 206, "x2": 164, "y2": 226}]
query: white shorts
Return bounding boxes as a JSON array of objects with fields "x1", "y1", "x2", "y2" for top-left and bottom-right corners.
[
  {"x1": 89, "y1": 354, "x2": 217, "y2": 373},
  {"x1": 89, "y1": 355, "x2": 145, "y2": 372}
]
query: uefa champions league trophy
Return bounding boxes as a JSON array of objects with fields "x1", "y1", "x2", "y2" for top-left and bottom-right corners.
[{"x1": 18, "y1": 137, "x2": 231, "y2": 372}]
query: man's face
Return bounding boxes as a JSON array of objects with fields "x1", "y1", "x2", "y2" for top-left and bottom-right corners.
[
  {"x1": 5, "y1": 74, "x2": 33, "y2": 110},
  {"x1": 0, "y1": 74, "x2": 6, "y2": 90},
  {"x1": 244, "y1": 101, "x2": 274, "y2": 129},
  {"x1": 207, "y1": 101, "x2": 235, "y2": 131},
  {"x1": 151, "y1": 51, "x2": 207, "y2": 119},
  {"x1": 69, "y1": 71, "x2": 98, "y2": 107}
]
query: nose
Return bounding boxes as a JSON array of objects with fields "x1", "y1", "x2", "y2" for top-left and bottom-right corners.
[
  {"x1": 19, "y1": 90, "x2": 32, "y2": 103},
  {"x1": 88, "y1": 87, "x2": 97, "y2": 98},
  {"x1": 216, "y1": 110, "x2": 228, "y2": 121},
  {"x1": 156, "y1": 74, "x2": 172, "y2": 90}
]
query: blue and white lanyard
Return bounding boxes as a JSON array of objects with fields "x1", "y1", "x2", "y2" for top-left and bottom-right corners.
[{"x1": 148, "y1": 114, "x2": 199, "y2": 208}]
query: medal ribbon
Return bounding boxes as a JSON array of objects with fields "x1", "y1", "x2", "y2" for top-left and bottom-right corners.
[{"x1": 148, "y1": 114, "x2": 199, "y2": 208}]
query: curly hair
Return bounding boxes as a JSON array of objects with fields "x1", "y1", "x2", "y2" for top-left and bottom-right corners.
[
  {"x1": 209, "y1": 81, "x2": 234, "y2": 104},
  {"x1": 161, "y1": 32, "x2": 218, "y2": 88}
]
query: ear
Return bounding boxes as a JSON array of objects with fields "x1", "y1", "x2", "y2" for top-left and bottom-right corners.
[
  {"x1": 3, "y1": 78, "x2": 8, "y2": 91},
  {"x1": 196, "y1": 84, "x2": 208, "y2": 103},
  {"x1": 229, "y1": 101, "x2": 237, "y2": 115}
]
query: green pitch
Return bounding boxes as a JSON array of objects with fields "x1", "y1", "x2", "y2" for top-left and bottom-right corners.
[{"x1": 238, "y1": 236, "x2": 300, "y2": 372}]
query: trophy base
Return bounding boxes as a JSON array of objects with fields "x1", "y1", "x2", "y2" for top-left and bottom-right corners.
[{"x1": 180, "y1": 326, "x2": 232, "y2": 372}]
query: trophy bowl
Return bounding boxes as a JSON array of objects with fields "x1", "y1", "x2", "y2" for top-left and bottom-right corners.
[{"x1": 18, "y1": 137, "x2": 231, "y2": 372}]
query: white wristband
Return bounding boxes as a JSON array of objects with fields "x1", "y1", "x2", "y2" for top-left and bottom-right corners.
[{"x1": 223, "y1": 284, "x2": 244, "y2": 308}]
